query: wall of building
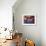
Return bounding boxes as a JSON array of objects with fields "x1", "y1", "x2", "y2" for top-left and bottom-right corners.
[
  {"x1": 40, "y1": 0, "x2": 46, "y2": 46},
  {"x1": 13, "y1": 0, "x2": 41, "y2": 46}
]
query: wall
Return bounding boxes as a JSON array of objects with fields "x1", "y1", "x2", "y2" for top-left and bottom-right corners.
[
  {"x1": 0, "y1": 0, "x2": 16, "y2": 30},
  {"x1": 13, "y1": 0, "x2": 41, "y2": 46},
  {"x1": 40, "y1": 0, "x2": 46, "y2": 46}
]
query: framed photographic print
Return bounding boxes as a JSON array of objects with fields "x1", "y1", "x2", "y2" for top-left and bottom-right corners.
[{"x1": 22, "y1": 15, "x2": 36, "y2": 25}]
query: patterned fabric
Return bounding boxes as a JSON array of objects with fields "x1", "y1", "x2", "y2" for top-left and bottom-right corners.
[{"x1": 25, "y1": 40, "x2": 35, "y2": 46}]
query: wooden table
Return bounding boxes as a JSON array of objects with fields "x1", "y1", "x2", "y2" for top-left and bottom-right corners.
[{"x1": 13, "y1": 33, "x2": 23, "y2": 46}]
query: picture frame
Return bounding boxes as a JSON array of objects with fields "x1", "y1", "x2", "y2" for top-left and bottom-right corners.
[{"x1": 22, "y1": 15, "x2": 36, "y2": 25}]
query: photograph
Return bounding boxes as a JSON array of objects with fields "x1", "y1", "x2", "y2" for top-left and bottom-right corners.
[{"x1": 22, "y1": 15, "x2": 36, "y2": 25}]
